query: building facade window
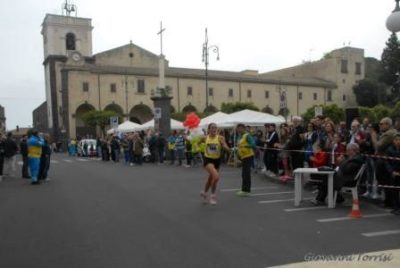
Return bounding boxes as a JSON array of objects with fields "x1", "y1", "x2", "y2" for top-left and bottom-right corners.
[
  {"x1": 82, "y1": 82, "x2": 89, "y2": 92},
  {"x1": 341, "y1": 60, "x2": 348, "y2": 74},
  {"x1": 247, "y1": 89, "x2": 252, "y2": 98},
  {"x1": 137, "y1": 80, "x2": 145, "y2": 93},
  {"x1": 313, "y1": 93, "x2": 317, "y2": 100},
  {"x1": 265, "y1": 90, "x2": 269, "y2": 99},
  {"x1": 355, "y1": 62, "x2": 362, "y2": 75},
  {"x1": 298, "y1": 92, "x2": 302, "y2": 100},
  {"x1": 228, "y1": 88, "x2": 233, "y2": 97},
  {"x1": 110, "y1": 83, "x2": 116, "y2": 93},
  {"x1": 187, "y1": 86, "x2": 193, "y2": 96},
  {"x1": 208, "y1": 87, "x2": 213, "y2": 96},
  {"x1": 343, "y1": 94, "x2": 346, "y2": 101},
  {"x1": 327, "y1": 90, "x2": 332, "y2": 101}
]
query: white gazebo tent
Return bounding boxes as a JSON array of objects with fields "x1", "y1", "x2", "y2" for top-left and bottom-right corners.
[
  {"x1": 225, "y1": 109, "x2": 285, "y2": 126},
  {"x1": 106, "y1": 120, "x2": 142, "y2": 134},
  {"x1": 199, "y1": 111, "x2": 231, "y2": 129},
  {"x1": 136, "y1": 118, "x2": 185, "y2": 131}
]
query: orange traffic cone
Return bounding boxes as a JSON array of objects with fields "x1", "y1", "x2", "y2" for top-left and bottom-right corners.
[{"x1": 349, "y1": 198, "x2": 362, "y2": 218}]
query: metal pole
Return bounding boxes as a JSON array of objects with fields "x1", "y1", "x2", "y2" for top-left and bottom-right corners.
[
  {"x1": 125, "y1": 73, "x2": 128, "y2": 121},
  {"x1": 202, "y1": 28, "x2": 219, "y2": 111},
  {"x1": 205, "y1": 28, "x2": 209, "y2": 109},
  {"x1": 205, "y1": 57, "x2": 209, "y2": 109}
]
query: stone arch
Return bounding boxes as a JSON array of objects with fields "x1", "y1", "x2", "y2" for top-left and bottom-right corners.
[
  {"x1": 129, "y1": 103, "x2": 153, "y2": 124},
  {"x1": 75, "y1": 103, "x2": 96, "y2": 138},
  {"x1": 66, "y1": 32, "x2": 76, "y2": 50},
  {"x1": 104, "y1": 103, "x2": 124, "y2": 116},
  {"x1": 182, "y1": 104, "x2": 197, "y2": 113}
]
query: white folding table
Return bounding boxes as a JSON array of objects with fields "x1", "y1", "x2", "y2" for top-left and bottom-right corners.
[{"x1": 293, "y1": 168, "x2": 336, "y2": 208}]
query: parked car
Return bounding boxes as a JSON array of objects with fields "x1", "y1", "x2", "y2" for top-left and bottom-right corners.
[{"x1": 77, "y1": 139, "x2": 97, "y2": 157}]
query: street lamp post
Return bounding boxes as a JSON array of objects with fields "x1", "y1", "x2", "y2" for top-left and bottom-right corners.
[
  {"x1": 387, "y1": 1, "x2": 400, "y2": 98},
  {"x1": 387, "y1": 0, "x2": 400, "y2": 32},
  {"x1": 202, "y1": 28, "x2": 219, "y2": 109}
]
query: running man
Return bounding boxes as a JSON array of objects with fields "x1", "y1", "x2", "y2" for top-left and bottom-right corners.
[{"x1": 199, "y1": 123, "x2": 230, "y2": 205}]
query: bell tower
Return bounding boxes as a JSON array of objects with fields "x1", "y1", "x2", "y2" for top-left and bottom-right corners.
[
  {"x1": 41, "y1": 1, "x2": 93, "y2": 59},
  {"x1": 41, "y1": 0, "x2": 93, "y2": 142}
]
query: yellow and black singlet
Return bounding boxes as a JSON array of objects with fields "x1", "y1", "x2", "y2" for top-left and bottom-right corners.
[{"x1": 204, "y1": 135, "x2": 221, "y2": 159}]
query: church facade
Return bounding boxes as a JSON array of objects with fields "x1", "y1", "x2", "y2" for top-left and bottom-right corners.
[{"x1": 36, "y1": 13, "x2": 364, "y2": 141}]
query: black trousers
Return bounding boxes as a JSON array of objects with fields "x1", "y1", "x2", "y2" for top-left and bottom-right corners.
[
  {"x1": 291, "y1": 152, "x2": 304, "y2": 170},
  {"x1": 22, "y1": 155, "x2": 29, "y2": 178},
  {"x1": 266, "y1": 151, "x2": 279, "y2": 173},
  {"x1": 390, "y1": 175, "x2": 400, "y2": 210},
  {"x1": 241, "y1": 156, "x2": 253, "y2": 192},
  {"x1": 316, "y1": 174, "x2": 353, "y2": 202},
  {"x1": 0, "y1": 155, "x2": 4, "y2": 176},
  {"x1": 376, "y1": 159, "x2": 393, "y2": 207}
]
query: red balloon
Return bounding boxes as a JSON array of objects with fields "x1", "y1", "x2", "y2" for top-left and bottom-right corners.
[{"x1": 183, "y1": 112, "x2": 200, "y2": 129}]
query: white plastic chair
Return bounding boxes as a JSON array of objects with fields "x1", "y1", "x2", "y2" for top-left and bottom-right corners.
[{"x1": 333, "y1": 164, "x2": 366, "y2": 208}]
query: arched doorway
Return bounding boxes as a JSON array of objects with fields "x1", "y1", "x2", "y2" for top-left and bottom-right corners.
[
  {"x1": 129, "y1": 104, "x2": 153, "y2": 124},
  {"x1": 75, "y1": 103, "x2": 96, "y2": 138},
  {"x1": 104, "y1": 103, "x2": 124, "y2": 122},
  {"x1": 182, "y1": 104, "x2": 197, "y2": 113}
]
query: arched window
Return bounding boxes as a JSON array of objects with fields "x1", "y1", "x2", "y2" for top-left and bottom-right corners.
[{"x1": 66, "y1": 33, "x2": 76, "y2": 50}]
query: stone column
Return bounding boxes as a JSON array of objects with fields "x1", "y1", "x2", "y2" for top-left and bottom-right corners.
[{"x1": 151, "y1": 95, "x2": 173, "y2": 137}]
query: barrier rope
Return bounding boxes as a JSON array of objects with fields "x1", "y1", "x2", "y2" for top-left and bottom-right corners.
[
  {"x1": 248, "y1": 146, "x2": 400, "y2": 189},
  {"x1": 252, "y1": 145, "x2": 400, "y2": 162}
]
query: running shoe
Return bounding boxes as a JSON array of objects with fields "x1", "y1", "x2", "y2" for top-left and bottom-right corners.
[
  {"x1": 209, "y1": 194, "x2": 217, "y2": 205},
  {"x1": 200, "y1": 191, "x2": 208, "y2": 204},
  {"x1": 236, "y1": 191, "x2": 251, "y2": 197}
]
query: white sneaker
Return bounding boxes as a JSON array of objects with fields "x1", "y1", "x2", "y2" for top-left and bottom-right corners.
[
  {"x1": 209, "y1": 194, "x2": 217, "y2": 205},
  {"x1": 362, "y1": 191, "x2": 371, "y2": 198},
  {"x1": 200, "y1": 191, "x2": 208, "y2": 204}
]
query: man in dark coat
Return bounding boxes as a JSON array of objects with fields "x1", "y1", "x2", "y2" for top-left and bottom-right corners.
[
  {"x1": 287, "y1": 117, "x2": 305, "y2": 170},
  {"x1": 3, "y1": 132, "x2": 18, "y2": 177},
  {"x1": 312, "y1": 143, "x2": 365, "y2": 205},
  {"x1": 156, "y1": 133, "x2": 166, "y2": 164},
  {"x1": 385, "y1": 134, "x2": 400, "y2": 215},
  {"x1": 20, "y1": 135, "x2": 30, "y2": 178},
  {"x1": 0, "y1": 133, "x2": 5, "y2": 182}
]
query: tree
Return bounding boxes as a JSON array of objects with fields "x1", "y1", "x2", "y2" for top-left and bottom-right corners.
[
  {"x1": 203, "y1": 104, "x2": 218, "y2": 114},
  {"x1": 261, "y1": 105, "x2": 274, "y2": 114},
  {"x1": 380, "y1": 33, "x2": 400, "y2": 104},
  {"x1": 278, "y1": 107, "x2": 290, "y2": 118},
  {"x1": 380, "y1": 33, "x2": 400, "y2": 86},
  {"x1": 301, "y1": 104, "x2": 344, "y2": 124},
  {"x1": 372, "y1": 105, "x2": 391, "y2": 120},
  {"x1": 391, "y1": 101, "x2": 400, "y2": 120},
  {"x1": 220, "y1": 102, "x2": 259, "y2": 113},
  {"x1": 353, "y1": 79, "x2": 380, "y2": 107},
  {"x1": 359, "y1": 107, "x2": 377, "y2": 123},
  {"x1": 82, "y1": 110, "x2": 118, "y2": 135}
]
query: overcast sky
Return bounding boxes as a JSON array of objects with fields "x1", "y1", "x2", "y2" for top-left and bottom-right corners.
[{"x1": 0, "y1": 0, "x2": 396, "y2": 130}]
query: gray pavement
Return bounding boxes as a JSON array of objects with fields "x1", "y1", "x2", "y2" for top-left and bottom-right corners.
[{"x1": 0, "y1": 154, "x2": 399, "y2": 268}]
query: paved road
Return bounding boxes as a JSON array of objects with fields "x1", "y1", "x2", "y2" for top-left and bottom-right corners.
[{"x1": 0, "y1": 154, "x2": 399, "y2": 268}]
